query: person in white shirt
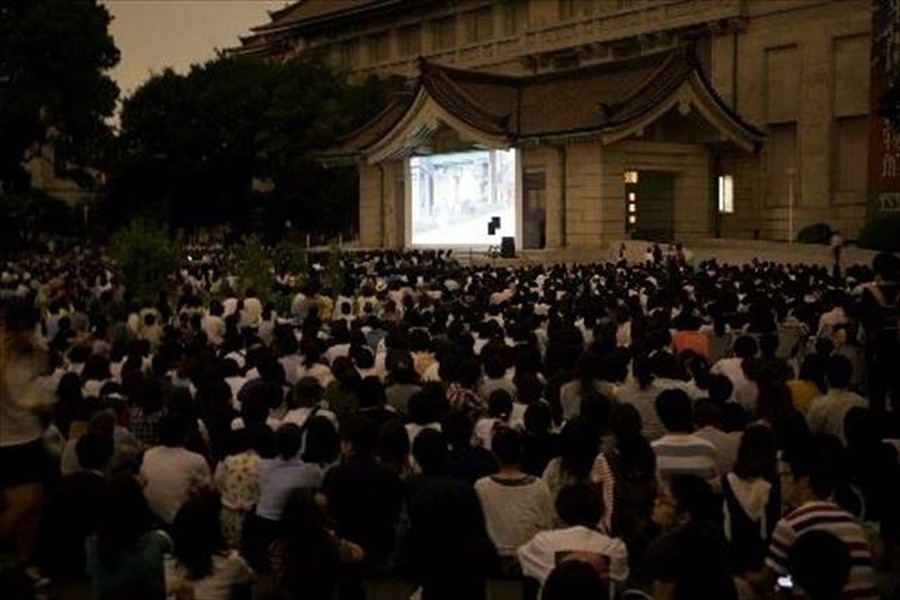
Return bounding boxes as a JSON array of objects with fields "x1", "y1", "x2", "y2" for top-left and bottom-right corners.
[
  {"x1": 693, "y1": 399, "x2": 740, "y2": 475},
  {"x1": 475, "y1": 428, "x2": 554, "y2": 571},
  {"x1": 200, "y1": 301, "x2": 227, "y2": 348},
  {"x1": 710, "y1": 336, "x2": 760, "y2": 414},
  {"x1": 140, "y1": 414, "x2": 212, "y2": 525},
  {"x1": 806, "y1": 354, "x2": 868, "y2": 445},
  {"x1": 518, "y1": 482, "x2": 629, "y2": 596}
]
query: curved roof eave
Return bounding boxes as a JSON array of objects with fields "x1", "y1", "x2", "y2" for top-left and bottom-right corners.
[
  {"x1": 600, "y1": 72, "x2": 764, "y2": 152},
  {"x1": 362, "y1": 87, "x2": 511, "y2": 165}
]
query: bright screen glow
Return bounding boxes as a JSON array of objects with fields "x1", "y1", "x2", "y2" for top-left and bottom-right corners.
[{"x1": 409, "y1": 148, "x2": 517, "y2": 246}]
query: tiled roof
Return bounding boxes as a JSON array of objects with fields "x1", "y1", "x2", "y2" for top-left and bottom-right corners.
[
  {"x1": 325, "y1": 47, "x2": 764, "y2": 160},
  {"x1": 322, "y1": 92, "x2": 415, "y2": 158}
]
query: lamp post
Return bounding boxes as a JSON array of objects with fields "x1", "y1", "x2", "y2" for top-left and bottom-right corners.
[{"x1": 786, "y1": 167, "x2": 797, "y2": 244}]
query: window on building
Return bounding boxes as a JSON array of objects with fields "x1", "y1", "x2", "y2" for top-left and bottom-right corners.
[
  {"x1": 501, "y1": 1, "x2": 526, "y2": 36},
  {"x1": 398, "y1": 24, "x2": 422, "y2": 57},
  {"x1": 718, "y1": 175, "x2": 734, "y2": 213},
  {"x1": 367, "y1": 32, "x2": 390, "y2": 64},
  {"x1": 465, "y1": 7, "x2": 494, "y2": 43},
  {"x1": 432, "y1": 16, "x2": 456, "y2": 51},
  {"x1": 833, "y1": 116, "x2": 867, "y2": 196},
  {"x1": 766, "y1": 123, "x2": 798, "y2": 206}
]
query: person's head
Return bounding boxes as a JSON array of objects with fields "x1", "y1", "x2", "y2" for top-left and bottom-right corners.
[
  {"x1": 171, "y1": 487, "x2": 225, "y2": 580},
  {"x1": 95, "y1": 474, "x2": 152, "y2": 566},
  {"x1": 824, "y1": 354, "x2": 853, "y2": 390},
  {"x1": 292, "y1": 377, "x2": 323, "y2": 409},
  {"x1": 652, "y1": 474, "x2": 715, "y2": 531},
  {"x1": 555, "y1": 483, "x2": 604, "y2": 527},
  {"x1": 779, "y1": 436, "x2": 838, "y2": 506},
  {"x1": 491, "y1": 427, "x2": 523, "y2": 468},
  {"x1": 376, "y1": 419, "x2": 411, "y2": 470},
  {"x1": 442, "y1": 410, "x2": 475, "y2": 450},
  {"x1": 609, "y1": 402, "x2": 642, "y2": 442},
  {"x1": 523, "y1": 401, "x2": 553, "y2": 435},
  {"x1": 559, "y1": 417, "x2": 601, "y2": 481},
  {"x1": 276, "y1": 423, "x2": 304, "y2": 460},
  {"x1": 733, "y1": 424, "x2": 777, "y2": 481},
  {"x1": 733, "y1": 335, "x2": 759, "y2": 359},
  {"x1": 158, "y1": 413, "x2": 189, "y2": 447},
  {"x1": 302, "y1": 416, "x2": 340, "y2": 465},
  {"x1": 693, "y1": 398, "x2": 722, "y2": 429},
  {"x1": 75, "y1": 431, "x2": 114, "y2": 472},
  {"x1": 541, "y1": 560, "x2": 609, "y2": 600},
  {"x1": 488, "y1": 389, "x2": 513, "y2": 421},
  {"x1": 412, "y1": 427, "x2": 447, "y2": 475},
  {"x1": 340, "y1": 415, "x2": 376, "y2": 458},
  {"x1": 872, "y1": 251, "x2": 900, "y2": 281},
  {"x1": 358, "y1": 376, "x2": 386, "y2": 409},
  {"x1": 789, "y1": 530, "x2": 852, "y2": 600},
  {"x1": 707, "y1": 373, "x2": 734, "y2": 404},
  {"x1": 655, "y1": 388, "x2": 694, "y2": 433},
  {"x1": 407, "y1": 387, "x2": 443, "y2": 426}
]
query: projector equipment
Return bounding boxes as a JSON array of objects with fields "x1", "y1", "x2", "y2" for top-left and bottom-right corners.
[{"x1": 501, "y1": 236, "x2": 516, "y2": 258}]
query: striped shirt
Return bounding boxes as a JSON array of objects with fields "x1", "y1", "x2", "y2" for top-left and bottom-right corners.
[
  {"x1": 651, "y1": 434, "x2": 719, "y2": 481},
  {"x1": 765, "y1": 501, "x2": 878, "y2": 599}
]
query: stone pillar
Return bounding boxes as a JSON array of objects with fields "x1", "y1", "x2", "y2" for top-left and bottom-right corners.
[{"x1": 358, "y1": 162, "x2": 383, "y2": 247}]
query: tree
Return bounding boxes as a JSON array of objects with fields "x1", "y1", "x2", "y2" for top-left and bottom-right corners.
[
  {"x1": 106, "y1": 53, "x2": 406, "y2": 236},
  {"x1": 0, "y1": 0, "x2": 119, "y2": 192}
]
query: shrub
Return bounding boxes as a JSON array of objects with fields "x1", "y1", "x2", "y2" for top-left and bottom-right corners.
[
  {"x1": 109, "y1": 219, "x2": 178, "y2": 303},
  {"x1": 796, "y1": 222, "x2": 833, "y2": 245},
  {"x1": 231, "y1": 235, "x2": 274, "y2": 302},
  {"x1": 858, "y1": 214, "x2": 900, "y2": 252}
]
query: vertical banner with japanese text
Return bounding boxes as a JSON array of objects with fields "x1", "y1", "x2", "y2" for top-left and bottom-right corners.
[{"x1": 869, "y1": 0, "x2": 900, "y2": 215}]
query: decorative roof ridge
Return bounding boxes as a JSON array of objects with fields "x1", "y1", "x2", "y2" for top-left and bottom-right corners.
[
  {"x1": 602, "y1": 47, "x2": 695, "y2": 123},
  {"x1": 416, "y1": 58, "x2": 512, "y2": 134}
]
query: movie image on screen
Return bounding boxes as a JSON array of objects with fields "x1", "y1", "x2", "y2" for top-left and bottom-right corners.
[{"x1": 409, "y1": 148, "x2": 517, "y2": 247}]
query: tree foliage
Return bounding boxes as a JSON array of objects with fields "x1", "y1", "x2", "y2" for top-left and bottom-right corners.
[
  {"x1": 108, "y1": 219, "x2": 178, "y2": 304},
  {"x1": 105, "y1": 54, "x2": 406, "y2": 237},
  {"x1": 0, "y1": 0, "x2": 119, "y2": 191},
  {"x1": 230, "y1": 235, "x2": 274, "y2": 302}
]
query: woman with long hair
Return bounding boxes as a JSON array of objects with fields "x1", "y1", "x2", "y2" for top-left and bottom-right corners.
[
  {"x1": 645, "y1": 475, "x2": 738, "y2": 600},
  {"x1": 166, "y1": 488, "x2": 254, "y2": 600},
  {"x1": 721, "y1": 424, "x2": 779, "y2": 573},
  {"x1": 591, "y1": 404, "x2": 657, "y2": 555},
  {"x1": 270, "y1": 489, "x2": 363, "y2": 600},
  {"x1": 542, "y1": 417, "x2": 601, "y2": 513},
  {"x1": 86, "y1": 475, "x2": 170, "y2": 600}
]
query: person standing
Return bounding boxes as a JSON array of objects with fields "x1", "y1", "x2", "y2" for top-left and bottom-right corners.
[
  {"x1": 830, "y1": 230, "x2": 843, "y2": 277},
  {"x1": 0, "y1": 305, "x2": 55, "y2": 573},
  {"x1": 858, "y1": 252, "x2": 900, "y2": 413}
]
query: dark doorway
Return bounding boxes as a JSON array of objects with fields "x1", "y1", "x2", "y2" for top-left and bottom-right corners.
[
  {"x1": 522, "y1": 170, "x2": 546, "y2": 249},
  {"x1": 625, "y1": 170, "x2": 674, "y2": 242}
]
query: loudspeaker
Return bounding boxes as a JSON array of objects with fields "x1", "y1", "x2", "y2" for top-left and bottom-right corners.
[{"x1": 500, "y1": 236, "x2": 515, "y2": 258}]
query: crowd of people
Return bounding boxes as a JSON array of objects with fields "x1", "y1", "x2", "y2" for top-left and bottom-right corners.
[{"x1": 1, "y1": 244, "x2": 899, "y2": 600}]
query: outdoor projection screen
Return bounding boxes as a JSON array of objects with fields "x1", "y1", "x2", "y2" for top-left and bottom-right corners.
[{"x1": 408, "y1": 148, "x2": 517, "y2": 247}]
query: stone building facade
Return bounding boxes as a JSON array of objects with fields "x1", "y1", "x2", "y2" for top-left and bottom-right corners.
[{"x1": 237, "y1": 0, "x2": 873, "y2": 249}]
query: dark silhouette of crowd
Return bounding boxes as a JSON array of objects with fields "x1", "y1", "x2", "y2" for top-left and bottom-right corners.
[{"x1": 1, "y1": 245, "x2": 899, "y2": 600}]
